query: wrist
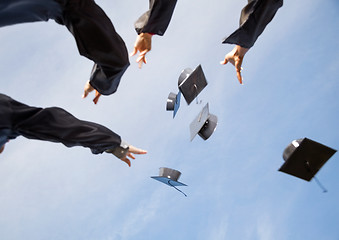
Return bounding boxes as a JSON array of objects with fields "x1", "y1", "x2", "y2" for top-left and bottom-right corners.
[
  {"x1": 105, "y1": 141, "x2": 129, "y2": 159},
  {"x1": 236, "y1": 45, "x2": 249, "y2": 57},
  {"x1": 140, "y1": 32, "x2": 153, "y2": 39}
]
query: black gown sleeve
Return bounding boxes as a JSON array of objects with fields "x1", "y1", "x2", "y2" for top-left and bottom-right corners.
[
  {"x1": 0, "y1": 0, "x2": 64, "y2": 27},
  {"x1": 135, "y1": 0, "x2": 177, "y2": 36},
  {"x1": 61, "y1": 0, "x2": 130, "y2": 95},
  {"x1": 222, "y1": 0, "x2": 283, "y2": 48},
  {"x1": 0, "y1": 94, "x2": 121, "y2": 154},
  {"x1": 0, "y1": 0, "x2": 128, "y2": 96}
]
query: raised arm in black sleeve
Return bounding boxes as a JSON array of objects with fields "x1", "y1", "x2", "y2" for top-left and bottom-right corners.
[
  {"x1": 0, "y1": 0, "x2": 129, "y2": 96},
  {"x1": 135, "y1": 0, "x2": 177, "y2": 36},
  {"x1": 0, "y1": 94, "x2": 122, "y2": 154},
  {"x1": 61, "y1": 0, "x2": 130, "y2": 95},
  {"x1": 223, "y1": 0, "x2": 283, "y2": 48}
]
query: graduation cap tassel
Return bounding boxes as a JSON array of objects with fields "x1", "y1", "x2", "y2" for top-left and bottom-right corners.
[
  {"x1": 305, "y1": 161, "x2": 328, "y2": 193},
  {"x1": 194, "y1": 84, "x2": 202, "y2": 104},
  {"x1": 313, "y1": 176, "x2": 328, "y2": 193},
  {"x1": 151, "y1": 168, "x2": 188, "y2": 195},
  {"x1": 168, "y1": 180, "x2": 187, "y2": 197}
]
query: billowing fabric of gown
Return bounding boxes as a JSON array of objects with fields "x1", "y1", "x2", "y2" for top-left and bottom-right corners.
[
  {"x1": 0, "y1": 93, "x2": 121, "y2": 154},
  {"x1": 223, "y1": 0, "x2": 283, "y2": 48},
  {"x1": 0, "y1": 0, "x2": 177, "y2": 95}
]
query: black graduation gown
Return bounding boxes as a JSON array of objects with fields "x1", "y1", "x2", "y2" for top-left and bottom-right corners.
[
  {"x1": 0, "y1": 93, "x2": 121, "y2": 154},
  {"x1": 223, "y1": 0, "x2": 283, "y2": 48},
  {"x1": 0, "y1": 0, "x2": 177, "y2": 95}
]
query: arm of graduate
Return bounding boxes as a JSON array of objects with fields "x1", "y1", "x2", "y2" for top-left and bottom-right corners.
[
  {"x1": 59, "y1": 0, "x2": 130, "y2": 103},
  {"x1": 15, "y1": 108, "x2": 147, "y2": 166},
  {"x1": 221, "y1": 0, "x2": 283, "y2": 84},
  {"x1": 0, "y1": 94, "x2": 146, "y2": 166},
  {"x1": 130, "y1": 0, "x2": 178, "y2": 68}
]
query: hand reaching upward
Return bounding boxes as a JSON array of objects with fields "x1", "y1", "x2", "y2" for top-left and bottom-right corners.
[
  {"x1": 220, "y1": 45, "x2": 249, "y2": 85},
  {"x1": 130, "y1": 33, "x2": 153, "y2": 68}
]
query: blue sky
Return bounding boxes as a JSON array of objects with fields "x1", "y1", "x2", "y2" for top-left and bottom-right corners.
[{"x1": 0, "y1": 1, "x2": 338, "y2": 240}]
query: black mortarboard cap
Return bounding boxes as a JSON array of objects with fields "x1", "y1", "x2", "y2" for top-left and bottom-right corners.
[
  {"x1": 178, "y1": 65, "x2": 208, "y2": 105},
  {"x1": 166, "y1": 91, "x2": 181, "y2": 118},
  {"x1": 189, "y1": 103, "x2": 218, "y2": 141},
  {"x1": 279, "y1": 138, "x2": 337, "y2": 181},
  {"x1": 151, "y1": 167, "x2": 187, "y2": 187}
]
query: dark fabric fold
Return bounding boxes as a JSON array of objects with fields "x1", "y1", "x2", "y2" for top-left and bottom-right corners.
[
  {"x1": 62, "y1": 0, "x2": 130, "y2": 95},
  {"x1": 223, "y1": 0, "x2": 283, "y2": 48},
  {"x1": 135, "y1": 0, "x2": 177, "y2": 36},
  {"x1": 0, "y1": 0, "x2": 129, "y2": 95},
  {"x1": 0, "y1": 94, "x2": 121, "y2": 154}
]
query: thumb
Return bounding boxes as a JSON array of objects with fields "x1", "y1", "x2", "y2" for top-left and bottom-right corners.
[
  {"x1": 130, "y1": 47, "x2": 137, "y2": 57},
  {"x1": 220, "y1": 58, "x2": 228, "y2": 65},
  {"x1": 82, "y1": 90, "x2": 89, "y2": 99}
]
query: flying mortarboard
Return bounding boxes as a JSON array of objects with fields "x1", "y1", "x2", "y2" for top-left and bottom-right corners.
[
  {"x1": 151, "y1": 167, "x2": 187, "y2": 196},
  {"x1": 166, "y1": 91, "x2": 181, "y2": 118},
  {"x1": 190, "y1": 103, "x2": 218, "y2": 141},
  {"x1": 178, "y1": 65, "x2": 208, "y2": 105},
  {"x1": 279, "y1": 138, "x2": 337, "y2": 181},
  {"x1": 151, "y1": 167, "x2": 187, "y2": 186}
]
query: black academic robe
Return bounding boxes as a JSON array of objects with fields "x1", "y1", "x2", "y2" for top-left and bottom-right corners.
[
  {"x1": 223, "y1": 0, "x2": 283, "y2": 48},
  {"x1": 0, "y1": 94, "x2": 121, "y2": 154},
  {"x1": 0, "y1": 0, "x2": 177, "y2": 95}
]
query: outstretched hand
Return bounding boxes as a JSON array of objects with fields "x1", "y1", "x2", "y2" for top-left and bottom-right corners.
[
  {"x1": 220, "y1": 45, "x2": 249, "y2": 84},
  {"x1": 120, "y1": 145, "x2": 147, "y2": 167},
  {"x1": 130, "y1": 33, "x2": 153, "y2": 68},
  {"x1": 82, "y1": 81, "x2": 102, "y2": 104}
]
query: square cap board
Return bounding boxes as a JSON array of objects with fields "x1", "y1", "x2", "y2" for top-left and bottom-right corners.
[
  {"x1": 178, "y1": 65, "x2": 208, "y2": 105},
  {"x1": 279, "y1": 138, "x2": 337, "y2": 181}
]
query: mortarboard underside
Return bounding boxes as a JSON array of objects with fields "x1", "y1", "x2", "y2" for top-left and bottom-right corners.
[
  {"x1": 166, "y1": 91, "x2": 181, "y2": 118},
  {"x1": 189, "y1": 103, "x2": 218, "y2": 141},
  {"x1": 151, "y1": 167, "x2": 187, "y2": 187}
]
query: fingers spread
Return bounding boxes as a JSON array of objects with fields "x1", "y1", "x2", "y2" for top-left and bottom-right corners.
[
  {"x1": 140, "y1": 49, "x2": 148, "y2": 55},
  {"x1": 136, "y1": 55, "x2": 144, "y2": 63},
  {"x1": 128, "y1": 153, "x2": 136, "y2": 160},
  {"x1": 118, "y1": 146, "x2": 147, "y2": 167}
]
